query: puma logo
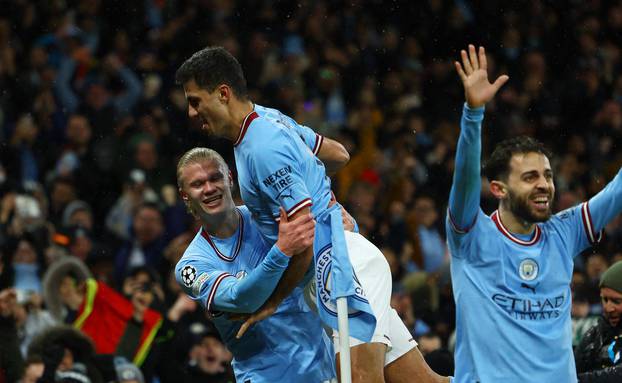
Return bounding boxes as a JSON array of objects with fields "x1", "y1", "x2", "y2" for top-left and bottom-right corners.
[
  {"x1": 521, "y1": 282, "x2": 538, "y2": 294},
  {"x1": 279, "y1": 190, "x2": 294, "y2": 200}
]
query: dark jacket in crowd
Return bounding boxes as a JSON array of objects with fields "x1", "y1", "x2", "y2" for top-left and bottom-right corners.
[{"x1": 575, "y1": 316, "x2": 622, "y2": 382}]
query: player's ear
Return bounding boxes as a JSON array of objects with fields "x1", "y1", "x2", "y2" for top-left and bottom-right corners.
[
  {"x1": 179, "y1": 188, "x2": 189, "y2": 201},
  {"x1": 490, "y1": 180, "x2": 508, "y2": 200},
  {"x1": 218, "y1": 84, "x2": 230, "y2": 103},
  {"x1": 228, "y1": 170, "x2": 234, "y2": 187}
]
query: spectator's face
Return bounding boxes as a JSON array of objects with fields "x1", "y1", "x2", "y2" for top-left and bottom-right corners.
[
  {"x1": 69, "y1": 235, "x2": 92, "y2": 260},
  {"x1": 69, "y1": 209, "x2": 93, "y2": 230},
  {"x1": 20, "y1": 362, "x2": 44, "y2": 383},
  {"x1": 133, "y1": 207, "x2": 163, "y2": 245},
  {"x1": 135, "y1": 141, "x2": 157, "y2": 170},
  {"x1": 86, "y1": 84, "x2": 109, "y2": 110},
  {"x1": 190, "y1": 336, "x2": 230, "y2": 374},
  {"x1": 183, "y1": 80, "x2": 231, "y2": 139},
  {"x1": 601, "y1": 287, "x2": 622, "y2": 327},
  {"x1": 66, "y1": 116, "x2": 92, "y2": 146},
  {"x1": 57, "y1": 348, "x2": 74, "y2": 371},
  {"x1": 179, "y1": 159, "x2": 235, "y2": 219},
  {"x1": 51, "y1": 182, "x2": 76, "y2": 209},
  {"x1": 414, "y1": 197, "x2": 438, "y2": 228},
  {"x1": 502, "y1": 152, "x2": 555, "y2": 222},
  {"x1": 13, "y1": 240, "x2": 37, "y2": 263},
  {"x1": 586, "y1": 255, "x2": 608, "y2": 280}
]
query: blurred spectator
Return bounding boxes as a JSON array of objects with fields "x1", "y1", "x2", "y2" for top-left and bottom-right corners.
[
  {"x1": 113, "y1": 202, "x2": 166, "y2": 285},
  {"x1": 0, "y1": 288, "x2": 25, "y2": 382},
  {"x1": 183, "y1": 325, "x2": 234, "y2": 383},
  {"x1": 575, "y1": 261, "x2": 622, "y2": 381},
  {"x1": 105, "y1": 170, "x2": 158, "y2": 241},
  {"x1": 572, "y1": 285, "x2": 599, "y2": 348},
  {"x1": 19, "y1": 355, "x2": 44, "y2": 383},
  {"x1": 406, "y1": 195, "x2": 448, "y2": 273}
]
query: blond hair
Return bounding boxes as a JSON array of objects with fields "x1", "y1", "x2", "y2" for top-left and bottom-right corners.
[{"x1": 176, "y1": 147, "x2": 229, "y2": 189}]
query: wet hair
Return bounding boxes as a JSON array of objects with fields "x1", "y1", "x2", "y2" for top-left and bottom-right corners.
[
  {"x1": 176, "y1": 147, "x2": 229, "y2": 189},
  {"x1": 175, "y1": 46, "x2": 248, "y2": 99},
  {"x1": 483, "y1": 136, "x2": 552, "y2": 181}
]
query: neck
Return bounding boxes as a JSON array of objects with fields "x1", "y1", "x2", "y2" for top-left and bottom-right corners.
[
  {"x1": 227, "y1": 99, "x2": 254, "y2": 141},
  {"x1": 498, "y1": 203, "x2": 536, "y2": 235},
  {"x1": 201, "y1": 208, "x2": 239, "y2": 238}
]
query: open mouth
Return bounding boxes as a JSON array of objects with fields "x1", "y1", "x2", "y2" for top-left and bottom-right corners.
[
  {"x1": 609, "y1": 315, "x2": 620, "y2": 325},
  {"x1": 202, "y1": 195, "x2": 222, "y2": 208},
  {"x1": 530, "y1": 195, "x2": 550, "y2": 211}
]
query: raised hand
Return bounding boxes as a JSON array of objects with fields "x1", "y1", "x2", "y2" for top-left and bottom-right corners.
[{"x1": 455, "y1": 45, "x2": 509, "y2": 108}]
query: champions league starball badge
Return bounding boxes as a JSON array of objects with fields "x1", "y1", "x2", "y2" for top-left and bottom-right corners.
[
  {"x1": 519, "y1": 258, "x2": 539, "y2": 281},
  {"x1": 181, "y1": 265, "x2": 197, "y2": 287}
]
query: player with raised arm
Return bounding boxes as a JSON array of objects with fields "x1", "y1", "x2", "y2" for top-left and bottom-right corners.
[
  {"x1": 175, "y1": 147, "x2": 336, "y2": 382},
  {"x1": 175, "y1": 47, "x2": 447, "y2": 383},
  {"x1": 448, "y1": 44, "x2": 622, "y2": 382}
]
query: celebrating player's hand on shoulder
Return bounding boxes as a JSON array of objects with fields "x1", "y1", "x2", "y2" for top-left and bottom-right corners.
[
  {"x1": 275, "y1": 207, "x2": 315, "y2": 257},
  {"x1": 454, "y1": 44, "x2": 509, "y2": 108}
]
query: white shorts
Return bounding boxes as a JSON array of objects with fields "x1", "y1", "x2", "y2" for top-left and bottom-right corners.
[{"x1": 305, "y1": 231, "x2": 417, "y2": 366}]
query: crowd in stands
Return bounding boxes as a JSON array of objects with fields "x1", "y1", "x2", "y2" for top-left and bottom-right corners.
[{"x1": 1, "y1": 0, "x2": 622, "y2": 381}]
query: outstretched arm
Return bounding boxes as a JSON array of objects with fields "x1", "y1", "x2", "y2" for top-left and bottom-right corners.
[
  {"x1": 177, "y1": 209, "x2": 315, "y2": 313},
  {"x1": 448, "y1": 45, "x2": 509, "y2": 234},
  {"x1": 235, "y1": 206, "x2": 315, "y2": 338}
]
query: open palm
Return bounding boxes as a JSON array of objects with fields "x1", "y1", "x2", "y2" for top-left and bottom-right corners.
[{"x1": 455, "y1": 45, "x2": 509, "y2": 108}]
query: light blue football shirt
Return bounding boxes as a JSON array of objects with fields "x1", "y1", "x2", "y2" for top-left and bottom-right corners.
[
  {"x1": 176, "y1": 206, "x2": 335, "y2": 383},
  {"x1": 233, "y1": 104, "x2": 333, "y2": 243},
  {"x1": 447, "y1": 104, "x2": 622, "y2": 382},
  {"x1": 232, "y1": 104, "x2": 376, "y2": 342}
]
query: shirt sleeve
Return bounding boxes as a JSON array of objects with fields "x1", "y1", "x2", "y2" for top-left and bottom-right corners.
[
  {"x1": 287, "y1": 117, "x2": 324, "y2": 155},
  {"x1": 446, "y1": 104, "x2": 485, "y2": 241},
  {"x1": 251, "y1": 130, "x2": 314, "y2": 219},
  {"x1": 584, "y1": 167, "x2": 622, "y2": 239},
  {"x1": 176, "y1": 245, "x2": 290, "y2": 314}
]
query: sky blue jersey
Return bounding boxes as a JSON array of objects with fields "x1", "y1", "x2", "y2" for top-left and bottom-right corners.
[
  {"x1": 176, "y1": 206, "x2": 335, "y2": 383},
  {"x1": 233, "y1": 105, "x2": 332, "y2": 244},
  {"x1": 233, "y1": 104, "x2": 377, "y2": 342},
  {"x1": 447, "y1": 104, "x2": 622, "y2": 382}
]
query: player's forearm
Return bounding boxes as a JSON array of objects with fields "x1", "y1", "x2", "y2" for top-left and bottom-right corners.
[
  {"x1": 586, "y1": 166, "x2": 622, "y2": 234},
  {"x1": 213, "y1": 246, "x2": 290, "y2": 313},
  {"x1": 318, "y1": 137, "x2": 350, "y2": 175},
  {"x1": 261, "y1": 245, "x2": 314, "y2": 309},
  {"x1": 448, "y1": 103, "x2": 484, "y2": 230}
]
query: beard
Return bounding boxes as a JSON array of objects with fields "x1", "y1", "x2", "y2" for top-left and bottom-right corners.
[{"x1": 507, "y1": 188, "x2": 553, "y2": 223}]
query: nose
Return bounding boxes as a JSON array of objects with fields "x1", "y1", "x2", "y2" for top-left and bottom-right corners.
[
  {"x1": 203, "y1": 181, "x2": 216, "y2": 194},
  {"x1": 188, "y1": 104, "x2": 198, "y2": 118},
  {"x1": 535, "y1": 175, "x2": 549, "y2": 190}
]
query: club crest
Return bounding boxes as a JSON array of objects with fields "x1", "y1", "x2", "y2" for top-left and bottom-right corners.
[{"x1": 519, "y1": 258, "x2": 539, "y2": 281}]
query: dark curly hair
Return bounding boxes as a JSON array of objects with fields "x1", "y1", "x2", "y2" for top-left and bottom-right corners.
[
  {"x1": 483, "y1": 136, "x2": 552, "y2": 181},
  {"x1": 175, "y1": 46, "x2": 248, "y2": 99}
]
